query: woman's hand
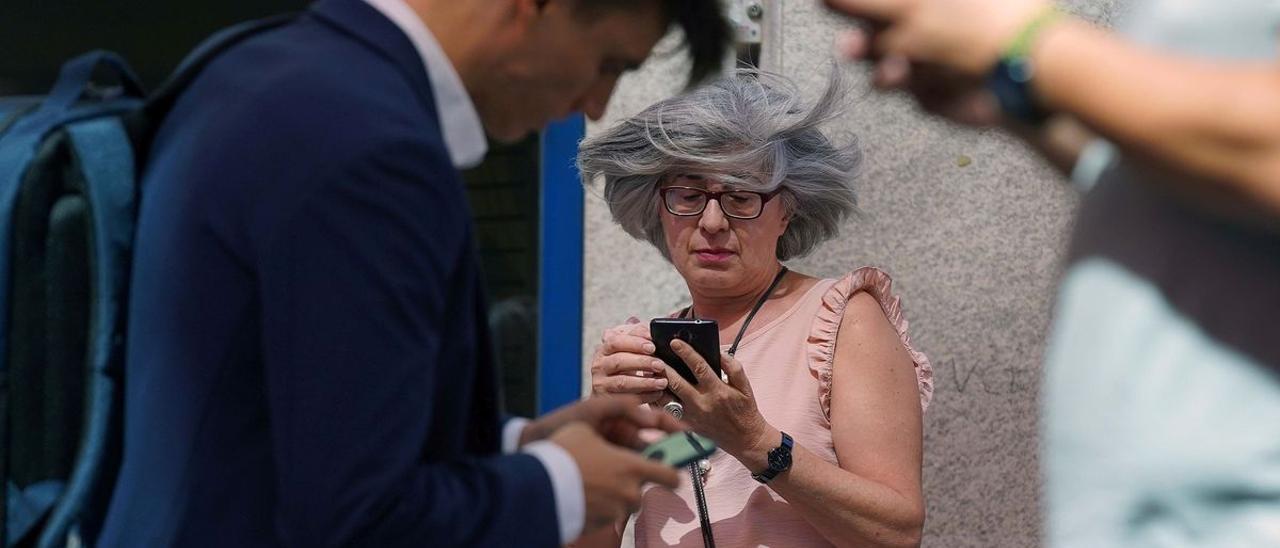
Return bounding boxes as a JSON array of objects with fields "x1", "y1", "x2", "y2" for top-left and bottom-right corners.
[
  {"x1": 589, "y1": 319, "x2": 669, "y2": 403},
  {"x1": 659, "y1": 339, "x2": 779, "y2": 472}
]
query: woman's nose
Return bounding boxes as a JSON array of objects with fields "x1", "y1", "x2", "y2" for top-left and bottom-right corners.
[{"x1": 698, "y1": 199, "x2": 730, "y2": 232}]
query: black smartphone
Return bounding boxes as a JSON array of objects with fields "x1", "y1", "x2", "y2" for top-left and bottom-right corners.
[{"x1": 650, "y1": 318, "x2": 722, "y2": 385}]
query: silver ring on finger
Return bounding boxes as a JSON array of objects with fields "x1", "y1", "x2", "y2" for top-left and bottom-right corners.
[{"x1": 662, "y1": 401, "x2": 684, "y2": 419}]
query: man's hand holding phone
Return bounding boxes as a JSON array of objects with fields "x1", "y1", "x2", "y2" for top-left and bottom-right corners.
[
  {"x1": 641, "y1": 430, "x2": 718, "y2": 468},
  {"x1": 522, "y1": 395, "x2": 684, "y2": 536}
]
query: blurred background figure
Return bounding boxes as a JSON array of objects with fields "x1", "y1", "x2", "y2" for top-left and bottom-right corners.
[{"x1": 826, "y1": 0, "x2": 1280, "y2": 545}]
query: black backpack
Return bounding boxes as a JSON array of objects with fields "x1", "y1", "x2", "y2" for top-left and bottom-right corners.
[{"x1": 0, "y1": 15, "x2": 292, "y2": 547}]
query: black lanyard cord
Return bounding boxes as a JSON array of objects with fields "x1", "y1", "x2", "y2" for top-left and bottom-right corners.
[
  {"x1": 689, "y1": 461, "x2": 716, "y2": 548},
  {"x1": 726, "y1": 266, "x2": 789, "y2": 357}
]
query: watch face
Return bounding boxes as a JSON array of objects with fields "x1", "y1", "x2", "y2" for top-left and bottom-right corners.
[
  {"x1": 768, "y1": 448, "x2": 791, "y2": 470},
  {"x1": 986, "y1": 59, "x2": 1050, "y2": 124},
  {"x1": 755, "y1": 435, "x2": 793, "y2": 483}
]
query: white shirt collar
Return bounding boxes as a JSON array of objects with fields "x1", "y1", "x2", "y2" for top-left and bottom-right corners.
[{"x1": 364, "y1": 0, "x2": 488, "y2": 169}]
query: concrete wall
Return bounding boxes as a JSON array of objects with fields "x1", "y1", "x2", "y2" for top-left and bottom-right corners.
[{"x1": 581, "y1": 1, "x2": 1124, "y2": 545}]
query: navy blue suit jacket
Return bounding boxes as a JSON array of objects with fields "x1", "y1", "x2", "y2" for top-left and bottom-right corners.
[{"x1": 99, "y1": 1, "x2": 559, "y2": 545}]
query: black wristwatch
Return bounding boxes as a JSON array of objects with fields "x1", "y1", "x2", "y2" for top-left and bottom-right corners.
[
  {"x1": 985, "y1": 6, "x2": 1062, "y2": 126},
  {"x1": 752, "y1": 432, "x2": 793, "y2": 484},
  {"x1": 987, "y1": 57, "x2": 1050, "y2": 125}
]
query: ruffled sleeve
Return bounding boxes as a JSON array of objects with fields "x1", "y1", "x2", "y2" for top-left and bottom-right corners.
[{"x1": 807, "y1": 267, "x2": 934, "y2": 419}]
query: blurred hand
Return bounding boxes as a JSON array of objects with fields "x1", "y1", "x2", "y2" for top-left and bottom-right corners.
[
  {"x1": 658, "y1": 340, "x2": 777, "y2": 472},
  {"x1": 826, "y1": 0, "x2": 1051, "y2": 76},
  {"x1": 827, "y1": 0, "x2": 1041, "y2": 128},
  {"x1": 549, "y1": 422, "x2": 682, "y2": 535},
  {"x1": 589, "y1": 318, "x2": 668, "y2": 404},
  {"x1": 900, "y1": 64, "x2": 1005, "y2": 127},
  {"x1": 520, "y1": 393, "x2": 684, "y2": 449}
]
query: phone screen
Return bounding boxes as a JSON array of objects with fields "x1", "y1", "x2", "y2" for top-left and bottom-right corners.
[{"x1": 641, "y1": 431, "x2": 717, "y2": 468}]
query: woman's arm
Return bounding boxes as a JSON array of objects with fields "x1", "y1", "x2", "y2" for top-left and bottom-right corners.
[{"x1": 742, "y1": 292, "x2": 925, "y2": 547}]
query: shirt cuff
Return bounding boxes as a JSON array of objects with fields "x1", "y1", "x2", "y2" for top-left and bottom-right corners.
[
  {"x1": 502, "y1": 417, "x2": 530, "y2": 454},
  {"x1": 523, "y1": 440, "x2": 585, "y2": 544}
]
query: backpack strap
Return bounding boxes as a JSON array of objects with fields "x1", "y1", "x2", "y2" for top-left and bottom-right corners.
[
  {"x1": 0, "y1": 100, "x2": 41, "y2": 136},
  {"x1": 0, "y1": 47, "x2": 146, "y2": 547},
  {"x1": 6, "y1": 480, "x2": 63, "y2": 544},
  {"x1": 0, "y1": 49, "x2": 147, "y2": 376},
  {"x1": 42, "y1": 52, "x2": 146, "y2": 115},
  {"x1": 33, "y1": 117, "x2": 137, "y2": 547}
]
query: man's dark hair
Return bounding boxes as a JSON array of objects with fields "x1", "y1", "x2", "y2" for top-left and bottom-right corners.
[
  {"x1": 661, "y1": 0, "x2": 732, "y2": 86},
  {"x1": 578, "y1": 0, "x2": 733, "y2": 87}
]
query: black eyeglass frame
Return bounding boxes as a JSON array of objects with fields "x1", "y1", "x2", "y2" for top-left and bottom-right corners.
[{"x1": 658, "y1": 186, "x2": 784, "y2": 220}]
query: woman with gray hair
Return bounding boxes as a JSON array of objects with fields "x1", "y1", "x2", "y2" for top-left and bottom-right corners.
[{"x1": 579, "y1": 71, "x2": 934, "y2": 547}]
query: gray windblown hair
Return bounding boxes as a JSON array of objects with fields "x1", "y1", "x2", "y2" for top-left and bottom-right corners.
[{"x1": 577, "y1": 69, "x2": 860, "y2": 261}]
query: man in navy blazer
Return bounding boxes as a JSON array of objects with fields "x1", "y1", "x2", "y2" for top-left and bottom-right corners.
[{"x1": 99, "y1": 0, "x2": 730, "y2": 545}]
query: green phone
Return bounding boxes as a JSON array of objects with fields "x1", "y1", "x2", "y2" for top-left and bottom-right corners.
[{"x1": 641, "y1": 431, "x2": 718, "y2": 468}]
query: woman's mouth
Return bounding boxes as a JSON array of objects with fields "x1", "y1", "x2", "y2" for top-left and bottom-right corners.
[{"x1": 694, "y1": 248, "x2": 735, "y2": 262}]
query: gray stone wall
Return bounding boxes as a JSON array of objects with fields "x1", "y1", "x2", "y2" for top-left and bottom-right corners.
[{"x1": 580, "y1": 1, "x2": 1124, "y2": 545}]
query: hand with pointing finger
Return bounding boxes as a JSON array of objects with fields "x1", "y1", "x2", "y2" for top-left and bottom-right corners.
[{"x1": 658, "y1": 339, "x2": 780, "y2": 475}]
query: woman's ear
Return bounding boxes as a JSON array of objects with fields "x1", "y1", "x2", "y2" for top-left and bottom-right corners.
[{"x1": 777, "y1": 208, "x2": 793, "y2": 233}]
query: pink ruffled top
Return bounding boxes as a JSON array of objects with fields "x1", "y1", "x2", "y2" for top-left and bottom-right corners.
[{"x1": 633, "y1": 267, "x2": 933, "y2": 547}]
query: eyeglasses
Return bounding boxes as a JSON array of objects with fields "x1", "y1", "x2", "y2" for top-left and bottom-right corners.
[{"x1": 659, "y1": 186, "x2": 782, "y2": 220}]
